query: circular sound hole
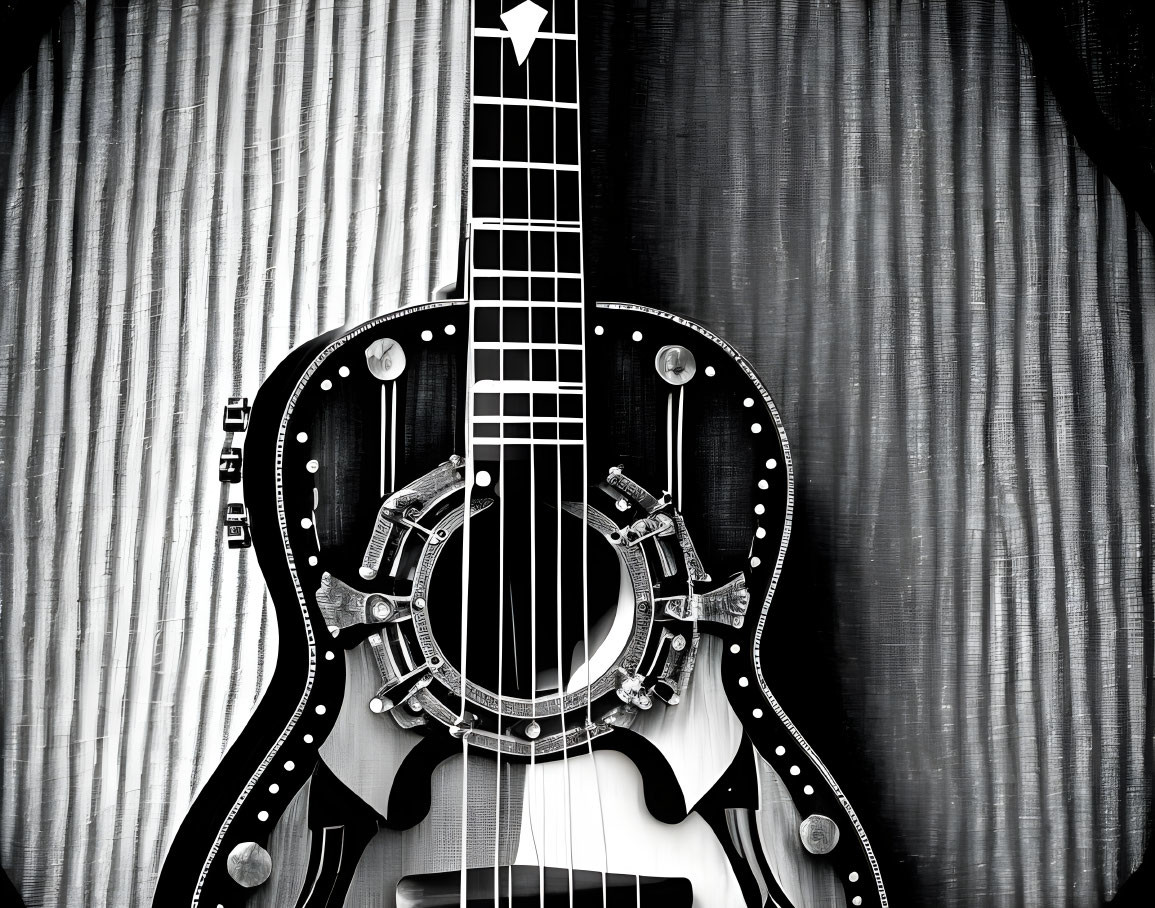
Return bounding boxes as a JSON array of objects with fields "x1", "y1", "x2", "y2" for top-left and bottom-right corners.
[{"x1": 426, "y1": 501, "x2": 625, "y2": 702}]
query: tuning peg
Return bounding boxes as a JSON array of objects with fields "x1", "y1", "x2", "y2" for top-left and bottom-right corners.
[
  {"x1": 219, "y1": 446, "x2": 242, "y2": 483},
  {"x1": 225, "y1": 502, "x2": 251, "y2": 549},
  {"x1": 223, "y1": 397, "x2": 251, "y2": 433},
  {"x1": 225, "y1": 524, "x2": 251, "y2": 549}
]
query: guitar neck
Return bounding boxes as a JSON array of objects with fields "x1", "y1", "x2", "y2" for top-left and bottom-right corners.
[{"x1": 465, "y1": 0, "x2": 587, "y2": 468}]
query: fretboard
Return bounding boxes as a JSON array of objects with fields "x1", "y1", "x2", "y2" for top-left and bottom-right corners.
[{"x1": 467, "y1": 0, "x2": 585, "y2": 466}]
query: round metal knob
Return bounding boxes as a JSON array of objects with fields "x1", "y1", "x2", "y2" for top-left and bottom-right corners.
[
  {"x1": 365, "y1": 337, "x2": 406, "y2": 381},
  {"x1": 367, "y1": 595, "x2": 392, "y2": 622},
  {"x1": 227, "y1": 841, "x2": 272, "y2": 888},
  {"x1": 799, "y1": 814, "x2": 840, "y2": 855},
  {"x1": 655, "y1": 345, "x2": 697, "y2": 385}
]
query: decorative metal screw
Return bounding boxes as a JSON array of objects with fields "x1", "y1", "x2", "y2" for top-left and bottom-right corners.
[{"x1": 655, "y1": 345, "x2": 698, "y2": 386}]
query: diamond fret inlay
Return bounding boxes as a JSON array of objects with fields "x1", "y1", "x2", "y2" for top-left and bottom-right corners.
[{"x1": 501, "y1": 1, "x2": 548, "y2": 65}]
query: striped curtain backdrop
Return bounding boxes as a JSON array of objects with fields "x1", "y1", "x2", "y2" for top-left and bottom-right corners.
[{"x1": 0, "y1": 1, "x2": 1151, "y2": 906}]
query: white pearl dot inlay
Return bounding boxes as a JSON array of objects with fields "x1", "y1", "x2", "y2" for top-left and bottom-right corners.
[
  {"x1": 296, "y1": 431, "x2": 308, "y2": 443},
  {"x1": 320, "y1": 379, "x2": 333, "y2": 391},
  {"x1": 755, "y1": 504, "x2": 765, "y2": 515},
  {"x1": 301, "y1": 518, "x2": 312, "y2": 529},
  {"x1": 751, "y1": 423, "x2": 762, "y2": 434},
  {"x1": 738, "y1": 677, "x2": 749, "y2": 688},
  {"x1": 631, "y1": 330, "x2": 643, "y2": 342},
  {"x1": 594, "y1": 325, "x2": 604, "y2": 335},
  {"x1": 775, "y1": 745, "x2": 786, "y2": 756},
  {"x1": 284, "y1": 761, "x2": 295, "y2": 771},
  {"x1": 421, "y1": 330, "x2": 433, "y2": 341},
  {"x1": 306, "y1": 459, "x2": 319, "y2": 473},
  {"x1": 804, "y1": 784, "x2": 815, "y2": 795},
  {"x1": 743, "y1": 397, "x2": 754, "y2": 408},
  {"x1": 308, "y1": 556, "x2": 318, "y2": 567},
  {"x1": 752, "y1": 708, "x2": 764, "y2": 719},
  {"x1": 475, "y1": 470, "x2": 492, "y2": 488},
  {"x1": 444, "y1": 324, "x2": 456, "y2": 335},
  {"x1": 338, "y1": 366, "x2": 350, "y2": 378},
  {"x1": 303, "y1": 734, "x2": 314, "y2": 744},
  {"x1": 315, "y1": 704, "x2": 326, "y2": 716},
  {"x1": 849, "y1": 872, "x2": 860, "y2": 883},
  {"x1": 789, "y1": 765, "x2": 800, "y2": 776},
  {"x1": 269, "y1": 783, "x2": 280, "y2": 794},
  {"x1": 750, "y1": 556, "x2": 762, "y2": 568},
  {"x1": 853, "y1": 898, "x2": 863, "y2": 906},
  {"x1": 730, "y1": 643, "x2": 740, "y2": 654},
  {"x1": 257, "y1": 810, "x2": 269, "y2": 822},
  {"x1": 756, "y1": 527, "x2": 767, "y2": 539},
  {"x1": 324, "y1": 651, "x2": 334, "y2": 661},
  {"x1": 767, "y1": 458, "x2": 778, "y2": 470},
  {"x1": 758, "y1": 479, "x2": 769, "y2": 490}
]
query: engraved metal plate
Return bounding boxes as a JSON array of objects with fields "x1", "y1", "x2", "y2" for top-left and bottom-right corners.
[
  {"x1": 695, "y1": 573, "x2": 751, "y2": 627},
  {"x1": 799, "y1": 814, "x2": 840, "y2": 855}
]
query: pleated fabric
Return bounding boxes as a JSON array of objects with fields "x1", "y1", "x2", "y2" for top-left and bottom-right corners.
[
  {"x1": 0, "y1": 1, "x2": 467, "y2": 904},
  {"x1": 0, "y1": 1, "x2": 1150, "y2": 906}
]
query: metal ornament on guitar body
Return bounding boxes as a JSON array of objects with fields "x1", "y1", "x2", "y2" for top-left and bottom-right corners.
[{"x1": 317, "y1": 453, "x2": 723, "y2": 757}]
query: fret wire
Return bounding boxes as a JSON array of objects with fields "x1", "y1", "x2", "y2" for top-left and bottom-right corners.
[
  {"x1": 474, "y1": 416, "x2": 584, "y2": 424},
  {"x1": 473, "y1": 219, "x2": 581, "y2": 228},
  {"x1": 474, "y1": 96, "x2": 579, "y2": 110},
  {"x1": 472, "y1": 439, "x2": 586, "y2": 446},
  {"x1": 471, "y1": 160, "x2": 581, "y2": 172},
  {"x1": 473, "y1": 381, "x2": 584, "y2": 391},
  {"x1": 474, "y1": 27, "x2": 577, "y2": 41},
  {"x1": 473, "y1": 342, "x2": 583, "y2": 350},
  {"x1": 473, "y1": 269, "x2": 583, "y2": 279},
  {"x1": 472, "y1": 221, "x2": 582, "y2": 233}
]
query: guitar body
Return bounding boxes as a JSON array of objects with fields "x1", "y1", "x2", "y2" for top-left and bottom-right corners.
[
  {"x1": 156, "y1": 4, "x2": 887, "y2": 906},
  {"x1": 155, "y1": 301, "x2": 885, "y2": 907}
]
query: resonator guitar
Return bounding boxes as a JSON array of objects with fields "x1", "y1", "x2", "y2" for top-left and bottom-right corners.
[{"x1": 155, "y1": 3, "x2": 888, "y2": 906}]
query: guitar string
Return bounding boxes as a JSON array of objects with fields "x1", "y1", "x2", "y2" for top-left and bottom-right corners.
[
  {"x1": 460, "y1": 2, "x2": 483, "y2": 902},
  {"x1": 555, "y1": 423, "x2": 575, "y2": 908},
  {"x1": 524, "y1": 56, "x2": 544, "y2": 906},
  {"x1": 567, "y1": 2, "x2": 609, "y2": 900},
  {"x1": 585, "y1": 723, "x2": 611, "y2": 907},
  {"x1": 548, "y1": 14, "x2": 576, "y2": 908},
  {"x1": 492, "y1": 10, "x2": 507, "y2": 902}
]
